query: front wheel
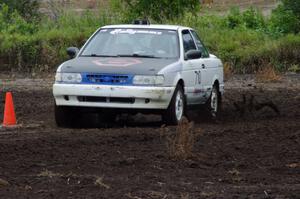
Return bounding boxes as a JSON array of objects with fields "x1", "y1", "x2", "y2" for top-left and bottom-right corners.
[
  {"x1": 205, "y1": 84, "x2": 221, "y2": 120},
  {"x1": 162, "y1": 85, "x2": 186, "y2": 125}
]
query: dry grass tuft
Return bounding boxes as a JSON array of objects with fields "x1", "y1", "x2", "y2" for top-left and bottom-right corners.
[
  {"x1": 38, "y1": 169, "x2": 110, "y2": 189},
  {"x1": 95, "y1": 177, "x2": 110, "y2": 189},
  {"x1": 125, "y1": 193, "x2": 142, "y2": 199},
  {"x1": 180, "y1": 193, "x2": 190, "y2": 199},
  {"x1": 256, "y1": 64, "x2": 281, "y2": 82},
  {"x1": 165, "y1": 118, "x2": 199, "y2": 160},
  {"x1": 38, "y1": 169, "x2": 63, "y2": 178},
  {"x1": 228, "y1": 168, "x2": 242, "y2": 183},
  {"x1": 288, "y1": 64, "x2": 300, "y2": 73},
  {"x1": 24, "y1": 185, "x2": 32, "y2": 191},
  {"x1": 200, "y1": 191, "x2": 215, "y2": 197},
  {"x1": 223, "y1": 62, "x2": 234, "y2": 80},
  {"x1": 0, "y1": 178, "x2": 9, "y2": 187}
]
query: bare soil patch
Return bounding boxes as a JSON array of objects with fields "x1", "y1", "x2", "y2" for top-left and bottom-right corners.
[{"x1": 0, "y1": 74, "x2": 299, "y2": 198}]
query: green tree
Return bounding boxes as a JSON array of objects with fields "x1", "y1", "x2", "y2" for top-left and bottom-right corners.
[
  {"x1": 270, "y1": 4, "x2": 300, "y2": 34},
  {"x1": 111, "y1": 0, "x2": 200, "y2": 22},
  {"x1": 0, "y1": 4, "x2": 37, "y2": 34},
  {"x1": 282, "y1": 0, "x2": 300, "y2": 18},
  {"x1": 0, "y1": 0, "x2": 40, "y2": 21},
  {"x1": 269, "y1": 0, "x2": 300, "y2": 34},
  {"x1": 242, "y1": 7, "x2": 265, "y2": 30}
]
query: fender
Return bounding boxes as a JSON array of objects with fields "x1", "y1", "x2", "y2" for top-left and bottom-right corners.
[
  {"x1": 158, "y1": 61, "x2": 183, "y2": 87},
  {"x1": 211, "y1": 73, "x2": 224, "y2": 94},
  {"x1": 211, "y1": 74, "x2": 220, "y2": 87}
]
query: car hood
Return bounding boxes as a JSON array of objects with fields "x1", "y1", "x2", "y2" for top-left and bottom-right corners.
[{"x1": 60, "y1": 57, "x2": 179, "y2": 75}]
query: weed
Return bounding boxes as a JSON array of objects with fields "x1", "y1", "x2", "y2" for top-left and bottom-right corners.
[
  {"x1": 288, "y1": 64, "x2": 300, "y2": 73},
  {"x1": 38, "y1": 169, "x2": 110, "y2": 189},
  {"x1": 200, "y1": 191, "x2": 215, "y2": 197},
  {"x1": 228, "y1": 168, "x2": 242, "y2": 183},
  {"x1": 256, "y1": 64, "x2": 282, "y2": 82},
  {"x1": 0, "y1": 178, "x2": 9, "y2": 187},
  {"x1": 165, "y1": 117, "x2": 197, "y2": 160},
  {"x1": 95, "y1": 177, "x2": 110, "y2": 189},
  {"x1": 180, "y1": 193, "x2": 190, "y2": 199},
  {"x1": 24, "y1": 185, "x2": 32, "y2": 191},
  {"x1": 38, "y1": 169, "x2": 63, "y2": 178},
  {"x1": 223, "y1": 62, "x2": 233, "y2": 80},
  {"x1": 125, "y1": 193, "x2": 142, "y2": 199},
  {"x1": 0, "y1": 4, "x2": 299, "y2": 73}
]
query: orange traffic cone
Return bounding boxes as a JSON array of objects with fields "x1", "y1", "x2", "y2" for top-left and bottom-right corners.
[{"x1": 2, "y1": 92, "x2": 17, "y2": 127}]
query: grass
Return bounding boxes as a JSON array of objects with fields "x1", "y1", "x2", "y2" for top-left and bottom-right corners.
[
  {"x1": 0, "y1": 178, "x2": 9, "y2": 187},
  {"x1": 180, "y1": 193, "x2": 190, "y2": 199},
  {"x1": 0, "y1": 3, "x2": 299, "y2": 74},
  {"x1": 255, "y1": 63, "x2": 282, "y2": 82},
  {"x1": 228, "y1": 168, "x2": 243, "y2": 183},
  {"x1": 95, "y1": 177, "x2": 110, "y2": 189},
  {"x1": 164, "y1": 118, "x2": 198, "y2": 160},
  {"x1": 38, "y1": 169, "x2": 110, "y2": 189},
  {"x1": 38, "y1": 169, "x2": 63, "y2": 178},
  {"x1": 223, "y1": 62, "x2": 234, "y2": 79}
]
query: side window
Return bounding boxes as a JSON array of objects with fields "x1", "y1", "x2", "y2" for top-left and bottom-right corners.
[
  {"x1": 190, "y1": 30, "x2": 209, "y2": 58},
  {"x1": 182, "y1": 30, "x2": 197, "y2": 53}
]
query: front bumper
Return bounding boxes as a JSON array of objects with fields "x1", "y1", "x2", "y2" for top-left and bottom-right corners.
[{"x1": 53, "y1": 84, "x2": 175, "y2": 109}]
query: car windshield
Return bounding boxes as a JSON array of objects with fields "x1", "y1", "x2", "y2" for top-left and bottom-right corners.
[{"x1": 80, "y1": 28, "x2": 179, "y2": 59}]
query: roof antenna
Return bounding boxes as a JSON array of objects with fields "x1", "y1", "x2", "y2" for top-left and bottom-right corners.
[{"x1": 132, "y1": 19, "x2": 150, "y2": 25}]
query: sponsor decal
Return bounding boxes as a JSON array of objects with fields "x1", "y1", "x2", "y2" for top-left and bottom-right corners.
[
  {"x1": 93, "y1": 58, "x2": 142, "y2": 67},
  {"x1": 110, "y1": 29, "x2": 162, "y2": 35}
]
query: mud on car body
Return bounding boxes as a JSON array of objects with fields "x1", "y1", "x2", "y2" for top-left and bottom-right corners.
[{"x1": 53, "y1": 22, "x2": 224, "y2": 126}]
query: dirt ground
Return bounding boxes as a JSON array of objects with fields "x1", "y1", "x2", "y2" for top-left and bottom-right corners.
[{"x1": 0, "y1": 74, "x2": 299, "y2": 199}]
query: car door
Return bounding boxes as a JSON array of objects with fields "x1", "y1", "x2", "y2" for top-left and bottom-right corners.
[
  {"x1": 190, "y1": 30, "x2": 213, "y2": 100},
  {"x1": 181, "y1": 29, "x2": 208, "y2": 105}
]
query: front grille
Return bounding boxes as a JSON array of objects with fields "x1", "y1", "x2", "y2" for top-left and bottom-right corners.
[
  {"x1": 78, "y1": 96, "x2": 135, "y2": 104},
  {"x1": 82, "y1": 73, "x2": 133, "y2": 85}
]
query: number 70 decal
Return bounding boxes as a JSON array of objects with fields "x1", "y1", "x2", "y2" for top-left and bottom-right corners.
[{"x1": 194, "y1": 71, "x2": 201, "y2": 85}]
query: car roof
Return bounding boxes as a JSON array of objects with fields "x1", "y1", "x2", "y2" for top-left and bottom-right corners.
[{"x1": 101, "y1": 24, "x2": 190, "y2": 31}]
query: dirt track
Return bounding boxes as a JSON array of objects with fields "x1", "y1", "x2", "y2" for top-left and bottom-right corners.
[{"x1": 0, "y1": 75, "x2": 299, "y2": 199}]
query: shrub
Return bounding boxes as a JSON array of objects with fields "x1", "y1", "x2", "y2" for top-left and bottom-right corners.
[
  {"x1": 226, "y1": 7, "x2": 243, "y2": 29},
  {"x1": 110, "y1": 0, "x2": 200, "y2": 22},
  {"x1": 0, "y1": 0, "x2": 40, "y2": 22},
  {"x1": 270, "y1": 4, "x2": 300, "y2": 34},
  {"x1": 226, "y1": 7, "x2": 266, "y2": 30},
  {"x1": 282, "y1": 0, "x2": 300, "y2": 19},
  {"x1": 0, "y1": 3, "x2": 299, "y2": 74},
  {"x1": 242, "y1": 7, "x2": 265, "y2": 30},
  {"x1": 0, "y1": 4, "x2": 37, "y2": 34}
]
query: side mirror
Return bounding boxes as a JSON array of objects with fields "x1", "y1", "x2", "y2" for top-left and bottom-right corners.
[
  {"x1": 185, "y1": 50, "x2": 202, "y2": 60},
  {"x1": 67, "y1": 47, "x2": 79, "y2": 59}
]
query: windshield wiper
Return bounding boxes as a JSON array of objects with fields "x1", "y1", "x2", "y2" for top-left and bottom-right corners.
[
  {"x1": 81, "y1": 54, "x2": 117, "y2": 57},
  {"x1": 117, "y1": 53, "x2": 161, "y2": 58}
]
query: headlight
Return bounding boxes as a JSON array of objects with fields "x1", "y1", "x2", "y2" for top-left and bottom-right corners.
[
  {"x1": 55, "y1": 73, "x2": 82, "y2": 83},
  {"x1": 133, "y1": 75, "x2": 164, "y2": 85}
]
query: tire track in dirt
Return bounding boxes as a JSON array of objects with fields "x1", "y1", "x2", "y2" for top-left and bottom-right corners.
[{"x1": 0, "y1": 75, "x2": 299, "y2": 198}]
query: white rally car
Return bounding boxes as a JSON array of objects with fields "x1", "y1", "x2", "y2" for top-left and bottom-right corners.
[{"x1": 53, "y1": 21, "x2": 224, "y2": 126}]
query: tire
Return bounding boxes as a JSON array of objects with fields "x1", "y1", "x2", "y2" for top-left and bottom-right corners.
[
  {"x1": 54, "y1": 104, "x2": 77, "y2": 127},
  {"x1": 163, "y1": 85, "x2": 186, "y2": 125},
  {"x1": 205, "y1": 84, "x2": 221, "y2": 120}
]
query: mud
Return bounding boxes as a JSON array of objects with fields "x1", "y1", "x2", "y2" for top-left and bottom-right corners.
[{"x1": 0, "y1": 74, "x2": 299, "y2": 199}]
